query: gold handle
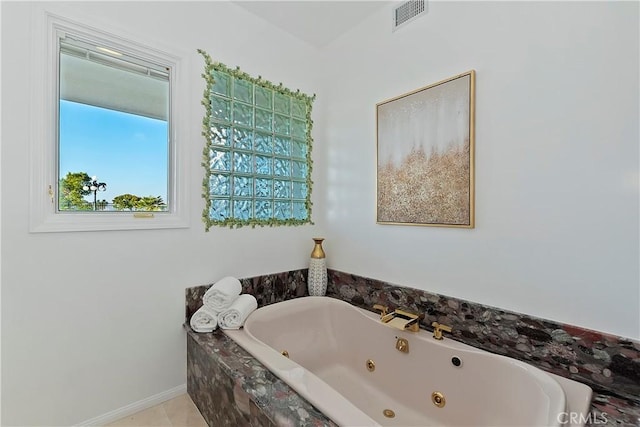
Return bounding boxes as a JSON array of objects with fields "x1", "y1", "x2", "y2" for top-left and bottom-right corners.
[
  {"x1": 432, "y1": 322, "x2": 452, "y2": 340},
  {"x1": 133, "y1": 212, "x2": 155, "y2": 218},
  {"x1": 440, "y1": 324, "x2": 452, "y2": 333},
  {"x1": 373, "y1": 304, "x2": 388, "y2": 317}
]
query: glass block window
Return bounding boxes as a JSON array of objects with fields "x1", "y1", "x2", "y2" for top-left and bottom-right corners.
[{"x1": 198, "y1": 50, "x2": 315, "y2": 230}]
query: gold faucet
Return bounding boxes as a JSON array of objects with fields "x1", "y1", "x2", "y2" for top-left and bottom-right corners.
[
  {"x1": 431, "y1": 322, "x2": 452, "y2": 340},
  {"x1": 373, "y1": 304, "x2": 424, "y2": 332}
]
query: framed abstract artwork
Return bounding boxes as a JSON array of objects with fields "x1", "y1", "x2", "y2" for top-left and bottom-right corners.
[{"x1": 376, "y1": 70, "x2": 475, "y2": 228}]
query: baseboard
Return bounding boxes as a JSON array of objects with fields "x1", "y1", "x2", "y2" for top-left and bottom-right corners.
[{"x1": 75, "y1": 384, "x2": 187, "y2": 426}]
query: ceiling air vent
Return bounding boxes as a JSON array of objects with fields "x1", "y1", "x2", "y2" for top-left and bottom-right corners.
[{"x1": 393, "y1": 0, "x2": 427, "y2": 31}]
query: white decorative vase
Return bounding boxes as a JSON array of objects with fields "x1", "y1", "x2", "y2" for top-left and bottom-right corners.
[{"x1": 308, "y1": 238, "x2": 328, "y2": 296}]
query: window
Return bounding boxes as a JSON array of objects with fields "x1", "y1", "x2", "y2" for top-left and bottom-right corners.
[
  {"x1": 199, "y1": 50, "x2": 315, "y2": 230},
  {"x1": 58, "y1": 35, "x2": 169, "y2": 213},
  {"x1": 29, "y1": 10, "x2": 189, "y2": 232}
]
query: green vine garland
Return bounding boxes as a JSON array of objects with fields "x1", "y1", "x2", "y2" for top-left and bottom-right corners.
[{"x1": 198, "y1": 49, "x2": 316, "y2": 230}]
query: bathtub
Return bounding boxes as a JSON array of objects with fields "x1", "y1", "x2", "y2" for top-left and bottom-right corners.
[{"x1": 223, "y1": 296, "x2": 593, "y2": 427}]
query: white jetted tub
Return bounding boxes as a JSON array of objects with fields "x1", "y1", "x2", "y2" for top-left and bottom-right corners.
[{"x1": 223, "y1": 296, "x2": 592, "y2": 427}]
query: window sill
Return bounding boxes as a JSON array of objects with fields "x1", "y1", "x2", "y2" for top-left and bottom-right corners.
[{"x1": 30, "y1": 211, "x2": 189, "y2": 233}]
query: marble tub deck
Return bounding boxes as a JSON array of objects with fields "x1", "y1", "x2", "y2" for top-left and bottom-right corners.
[
  {"x1": 186, "y1": 325, "x2": 640, "y2": 427},
  {"x1": 187, "y1": 326, "x2": 337, "y2": 427}
]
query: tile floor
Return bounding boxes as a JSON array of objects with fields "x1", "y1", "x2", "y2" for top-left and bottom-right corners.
[{"x1": 106, "y1": 394, "x2": 207, "y2": 427}]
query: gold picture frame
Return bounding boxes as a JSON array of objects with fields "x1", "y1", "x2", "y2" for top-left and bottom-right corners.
[{"x1": 376, "y1": 70, "x2": 475, "y2": 228}]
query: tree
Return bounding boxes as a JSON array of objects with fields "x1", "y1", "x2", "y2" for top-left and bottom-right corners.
[
  {"x1": 59, "y1": 172, "x2": 92, "y2": 211},
  {"x1": 135, "y1": 196, "x2": 165, "y2": 211},
  {"x1": 112, "y1": 194, "x2": 140, "y2": 211},
  {"x1": 112, "y1": 194, "x2": 166, "y2": 211}
]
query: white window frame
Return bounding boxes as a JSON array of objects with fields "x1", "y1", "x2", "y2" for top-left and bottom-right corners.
[{"x1": 29, "y1": 7, "x2": 190, "y2": 232}]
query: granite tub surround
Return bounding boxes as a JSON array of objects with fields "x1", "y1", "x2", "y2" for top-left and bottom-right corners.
[
  {"x1": 186, "y1": 268, "x2": 639, "y2": 425},
  {"x1": 325, "y1": 271, "x2": 640, "y2": 414},
  {"x1": 589, "y1": 393, "x2": 640, "y2": 427},
  {"x1": 187, "y1": 327, "x2": 337, "y2": 427},
  {"x1": 185, "y1": 269, "x2": 307, "y2": 321},
  {"x1": 186, "y1": 322, "x2": 637, "y2": 427}
]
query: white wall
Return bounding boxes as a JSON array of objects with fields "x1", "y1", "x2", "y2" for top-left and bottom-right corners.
[
  {"x1": 320, "y1": 1, "x2": 639, "y2": 339},
  {"x1": 1, "y1": 2, "x2": 326, "y2": 425},
  {"x1": 2, "y1": 1, "x2": 639, "y2": 425}
]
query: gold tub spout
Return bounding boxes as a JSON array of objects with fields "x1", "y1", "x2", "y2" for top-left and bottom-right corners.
[{"x1": 380, "y1": 309, "x2": 424, "y2": 332}]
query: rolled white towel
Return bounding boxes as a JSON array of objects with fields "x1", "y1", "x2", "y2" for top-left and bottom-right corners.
[
  {"x1": 218, "y1": 294, "x2": 258, "y2": 330},
  {"x1": 203, "y1": 276, "x2": 242, "y2": 312},
  {"x1": 190, "y1": 306, "x2": 218, "y2": 333}
]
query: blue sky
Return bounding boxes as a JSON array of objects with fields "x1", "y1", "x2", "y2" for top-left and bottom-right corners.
[{"x1": 59, "y1": 100, "x2": 168, "y2": 204}]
